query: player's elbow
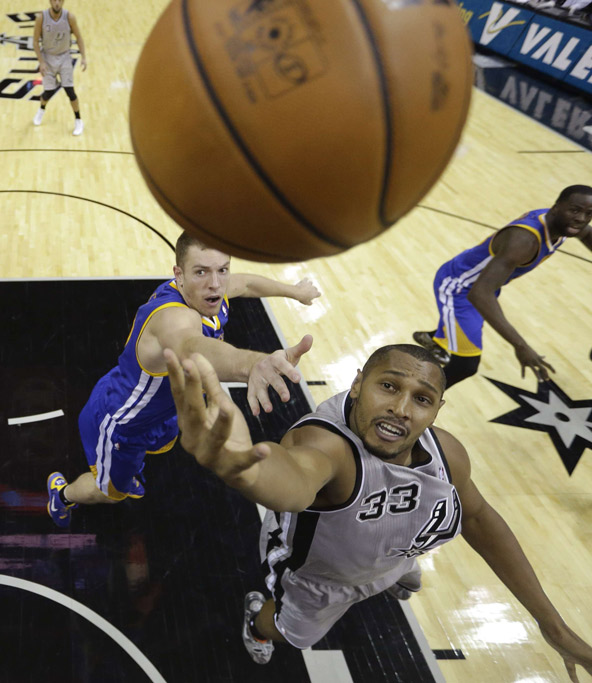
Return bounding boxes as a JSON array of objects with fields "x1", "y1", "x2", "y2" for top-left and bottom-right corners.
[
  {"x1": 466, "y1": 285, "x2": 488, "y2": 311},
  {"x1": 466, "y1": 287, "x2": 478, "y2": 306}
]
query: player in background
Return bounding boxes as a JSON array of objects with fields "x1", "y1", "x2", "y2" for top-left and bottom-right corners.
[
  {"x1": 413, "y1": 185, "x2": 592, "y2": 387},
  {"x1": 33, "y1": 0, "x2": 87, "y2": 135}
]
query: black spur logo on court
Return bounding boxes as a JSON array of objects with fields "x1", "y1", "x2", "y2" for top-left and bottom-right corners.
[{"x1": 488, "y1": 377, "x2": 592, "y2": 475}]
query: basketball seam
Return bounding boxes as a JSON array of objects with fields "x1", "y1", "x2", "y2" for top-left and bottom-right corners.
[
  {"x1": 180, "y1": 0, "x2": 349, "y2": 250},
  {"x1": 348, "y1": 0, "x2": 393, "y2": 231},
  {"x1": 129, "y1": 129, "x2": 289, "y2": 260},
  {"x1": 409, "y1": 29, "x2": 473, "y2": 215}
]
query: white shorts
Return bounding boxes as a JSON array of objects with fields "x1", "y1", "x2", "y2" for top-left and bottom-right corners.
[
  {"x1": 270, "y1": 560, "x2": 422, "y2": 649},
  {"x1": 42, "y1": 51, "x2": 74, "y2": 89}
]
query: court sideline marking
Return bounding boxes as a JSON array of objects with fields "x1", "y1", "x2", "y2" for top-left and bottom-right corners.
[{"x1": 0, "y1": 574, "x2": 167, "y2": 683}]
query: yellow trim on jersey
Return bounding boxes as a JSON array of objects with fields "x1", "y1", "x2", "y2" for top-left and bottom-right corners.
[
  {"x1": 146, "y1": 435, "x2": 178, "y2": 454},
  {"x1": 124, "y1": 280, "x2": 180, "y2": 348},
  {"x1": 540, "y1": 213, "x2": 562, "y2": 252},
  {"x1": 541, "y1": 213, "x2": 553, "y2": 250},
  {"x1": 434, "y1": 324, "x2": 482, "y2": 357},
  {"x1": 125, "y1": 313, "x2": 138, "y2": 346},
  {"x1": 201, "y1": 294, "x2": 229, "y2": 332},
  {"x1": 201, "y1": 317, "x2": 218, "y2": 330},
  {"x1": 489, "y1": 223, "x2": 542, "y2": 267},
  {"x1": 135, "y1": 302, "x2": 189, "y2": 377},
  {"x1": 89, "y1": 465, "x2": 128, "y2": 501}
]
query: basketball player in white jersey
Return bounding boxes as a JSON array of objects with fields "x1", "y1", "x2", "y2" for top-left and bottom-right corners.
[
  {"x1": 32, "y1": 0, "x2": 87, "y2": 135},
  {"x1": 165, "y1": 344, "x2": 592, "y2": 677}
]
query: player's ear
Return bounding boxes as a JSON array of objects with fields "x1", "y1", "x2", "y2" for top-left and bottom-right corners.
[
  {"x1": 429, "y1": 398, "x2": 445, "y2": 425},
  {"x1": 350, "y1": 369, "x2": 363, "y2": 398}
]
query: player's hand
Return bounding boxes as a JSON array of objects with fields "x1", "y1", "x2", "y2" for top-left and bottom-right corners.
[
  {"x1": 539, "y1": 620, "x2": 592, "y2": 682},
  {"x1": 39, "y1": 61, "x2": 47, "y2": 77},
  {"x1": 164, "y1": 349, "x2": 264, "y2": 483},
  {"x1": 515, "y1": 344, "x2": 555, "y2": 382},
  {"x1": 81, "y1": 57, "x2": 87, "y2": 71},
  {"x1": 294, "y1": 279, "x2": 321, "y2": 305},
  {"x1": 247, "y1": 334, "x2": 313, "y2": 416}
]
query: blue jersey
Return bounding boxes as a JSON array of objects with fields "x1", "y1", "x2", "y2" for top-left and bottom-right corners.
[
  {"x1": 89, "y1": 279, "x2": 229, "y2": 436},
  {"x1": 437, "y1": 208, "x2": 566, "y2": 298}
]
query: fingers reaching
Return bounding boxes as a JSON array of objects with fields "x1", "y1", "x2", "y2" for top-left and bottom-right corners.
[
  {"x1": 564, "y1": 660, "x2": 577, "y2": 683},
  {"x1": 246, "y1": 335, "x2": 313, "y2": 415},
  {"x1": 191, "y1": 353, "x2": 225, "y2": 405},
  {"x1": 164, "y1": 348, "x2": 187, "y2": 419},
  {"x1": 529, "y1": 357, "x2": 555, "y2": 383},
  {"x1": 285, "y1": 334, "x2": 313, "y2": 379},
  {"x1": 247, "y1": 380, "x2": 271, "y2": 416},
  {"x1": 179, "y1": 355, "x2": 208, "y2": 424},
  {"x1": 540, "y1": 356, "x2": 556, "y2": 374},
  {"x1": 295, "y1": 278, "x2": 321, "y2": 305}
]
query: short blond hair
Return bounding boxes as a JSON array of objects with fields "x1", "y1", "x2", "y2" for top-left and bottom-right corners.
[{"x1": 175, "y1": 231, "x2": 210, "y2": 268}]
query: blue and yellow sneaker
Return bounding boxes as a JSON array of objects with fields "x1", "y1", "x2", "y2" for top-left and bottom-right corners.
[
  {"x1": 126, "y1": 476, "x2": 145, "y2": 499},
  {"x1": 412, "y1": 331, "x2": 451, "y2": 366},
  {"x1": 46, "y1": 472, "x2": 76, "y2": 528}
]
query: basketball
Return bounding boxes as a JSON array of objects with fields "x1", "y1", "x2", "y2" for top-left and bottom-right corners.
[{"x1": 130, "y1": 0, "x2": 473, "y2": 263}]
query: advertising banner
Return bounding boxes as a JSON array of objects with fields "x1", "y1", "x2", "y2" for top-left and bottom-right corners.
[{"x1": 459, "y1": 0, "x2": 592, "y2": 95}]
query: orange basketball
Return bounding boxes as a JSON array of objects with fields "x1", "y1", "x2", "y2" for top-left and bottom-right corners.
[{"x1": 130, "y1": 0, "x2": 473, "y2": 262}]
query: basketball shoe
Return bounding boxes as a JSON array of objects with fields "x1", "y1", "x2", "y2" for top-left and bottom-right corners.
[
  {"x1": 33, "y1": 108, "x2": 45, "y2": 126},
  {"x1": 412, "y1": 331, "x2": 451, "y2": 366},
  {"x1": 47, "y1": 472, "x2": 77, "y2": 528},
  {"x1": 126, "y1": 476, "x2": 145, "y2": 499},
  {"x1": 242, "y1": 591, "x2": 274, "y2": 664},
  {"x1": 73, "y1": 119, "x2": 84, "y2": 136}
]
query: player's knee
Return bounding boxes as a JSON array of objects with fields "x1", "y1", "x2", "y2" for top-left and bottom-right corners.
[
  {"x1": 41, "y1": 88, "x2": 57, "y2": 102},
  {"x1": 444, "y1": 354, "x2": 481, "y2": 388},
  {"x1": 64, "y1": 86, "x2": 77, "y2": 101}
]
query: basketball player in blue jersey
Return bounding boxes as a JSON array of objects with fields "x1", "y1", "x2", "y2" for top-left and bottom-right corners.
[
  {"x1": 33, "y1": 0, "x2": 87, "y2": 136},
  {"x1": 413, "y1": 185, "x2": 592, "y2": 387},
  {"x1": 46, "y1": 231, "x2": 320, "y2": 528},
  {"x1": 164, "y1": 345, "x2": 592, "y2": 677}
]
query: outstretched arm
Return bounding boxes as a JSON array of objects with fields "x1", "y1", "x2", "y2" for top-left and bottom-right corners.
[
  {"x1": 165, "y1": 350, "x2": 339, "y2": 511},
  {"x1": 142, "y1": 306, "x2": 313, "y2": 415},
  {"x1": 439, "y1": 428, "x2": 592, "y2": 681},
  {"x1": 68, "y1": 13, "x2": 87, "y2": 70},
  {"x1": 467, "y1": 227, "x2": 555, "y2": 381},
  {"x1": 227, "y1": 273, "x2": 320, "y2": 305}
]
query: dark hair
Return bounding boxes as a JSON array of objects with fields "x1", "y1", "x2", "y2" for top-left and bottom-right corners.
[
  {"x1": 175, "y1": 231, "x2": 212, "y2": 267},
  {"x1": 555, "y1": 185, "x2": 592, "y2": 204},
  {"x1": 362, "y1": 344, "x2": 447, "y2": 394}
]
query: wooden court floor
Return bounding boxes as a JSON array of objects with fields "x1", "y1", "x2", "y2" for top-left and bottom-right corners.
[{"x1": 1, "y1": 1, "x2": 591, "y2": 681}]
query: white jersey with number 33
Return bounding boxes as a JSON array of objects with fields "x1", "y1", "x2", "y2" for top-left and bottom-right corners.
[{"x1": 261, "y1": 391, "x2": 462, "y2": 589}]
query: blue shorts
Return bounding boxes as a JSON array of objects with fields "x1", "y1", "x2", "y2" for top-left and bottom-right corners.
[
  {"x1": 78, "y1": 395, "x2": 178, "y2": 501},
  {"x1": 432, "y1": 266, "x2": 485, "y2": 357}
]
